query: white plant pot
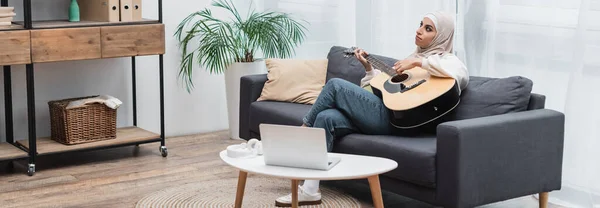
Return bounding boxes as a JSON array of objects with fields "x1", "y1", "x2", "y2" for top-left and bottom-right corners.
[{"x1": 224, "y1": 60, "x2": 267, "y2": 140}]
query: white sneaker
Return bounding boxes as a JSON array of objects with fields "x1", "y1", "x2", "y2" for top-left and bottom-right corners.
[{"x1": 275, "y1": 185, "x2": 322, "y2": 207}]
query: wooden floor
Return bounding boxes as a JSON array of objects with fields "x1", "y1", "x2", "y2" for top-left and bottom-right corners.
[{"x1": 0, "y1": 131, "x2": 552, "y2": 208}]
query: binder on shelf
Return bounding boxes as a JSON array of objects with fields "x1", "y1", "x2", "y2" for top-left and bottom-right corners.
[
  {"x1": 132, "y1": 0, "x2": 142, "y2": 21},
  {"x1": 119, "y1": 0, "x2": 133, "y2": 22},
  {"x1": 79, "y1": 0, "x2": 120, "y2": 22}
]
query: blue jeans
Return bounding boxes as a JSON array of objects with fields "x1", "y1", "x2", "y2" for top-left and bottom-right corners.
[{"x1": 303, "y1": 78, "x2": 393, "y2": 151}]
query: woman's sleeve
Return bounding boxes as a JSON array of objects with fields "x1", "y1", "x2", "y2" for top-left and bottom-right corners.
[
  {"x1": 421, "y1": 54, "x2": 469, "y2": 91},
  {"x1": 360, "y1": 68, "x2": 382, "y2": 88}
]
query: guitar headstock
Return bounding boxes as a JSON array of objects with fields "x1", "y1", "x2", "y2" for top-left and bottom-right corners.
[{"x1": 343, "y1": 46, "x2": 359, "y2": 58}]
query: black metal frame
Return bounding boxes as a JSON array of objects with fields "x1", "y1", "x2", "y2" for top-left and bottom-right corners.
[
  {"x1": 132, "y1": 57, "x2": 137, "y2": 126},
  {"x1": 0, "y1": 0, "x2": 29, "y2": 167},
  {"x1": 3, "y1": 67, "x2": 12, "y2": 145},
  {"x1": 1, "y1": 0, "x2": 16, "y2": 152},
  {"x1": 21, "y1": 21, "x2": 159, "y2": 30},
  {"x1": 0, "y1": 0, "x2": 167, "y2": 176},
  {"x1": 1, "y1": 0, "x2": 14, "y2": 149},
  {"x1": 2, "y1": 0, "x2": 10, "y2": 146},
  {"x1": 159, "y1": 0, "x2": 165, "y2": 147}
]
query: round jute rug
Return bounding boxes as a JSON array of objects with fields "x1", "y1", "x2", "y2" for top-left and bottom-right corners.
[{"x1": 135, "y1": 176, "x2": 361, "y2": 208}]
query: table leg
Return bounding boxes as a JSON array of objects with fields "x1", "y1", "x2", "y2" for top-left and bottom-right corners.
[
  {"x1": 291, "y1": 179, "x2": 299, "y2": 208},
  {"x1": 368, "y1": 175, "x2": 384, "y2": 208},
  {"x1": 234, "y1": 171, "x2": 248, "y2": 208}
]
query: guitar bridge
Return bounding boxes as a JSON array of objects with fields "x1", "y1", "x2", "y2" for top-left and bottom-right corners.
[{"x1": 400, "y1": 79, "x2": 427, "y2": 93}]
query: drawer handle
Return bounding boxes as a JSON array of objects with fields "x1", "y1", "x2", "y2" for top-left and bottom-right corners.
[{"x1": 124, "y1": 4, "x2": 130, "y2": 10}]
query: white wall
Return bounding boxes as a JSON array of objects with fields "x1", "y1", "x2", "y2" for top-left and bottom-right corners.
[
  {"x1": 0, "y1": 0, "x2": 230, "y2": 142},
  {"x1": 262, "y1": 0, "x2": 356, "y2": 59}
]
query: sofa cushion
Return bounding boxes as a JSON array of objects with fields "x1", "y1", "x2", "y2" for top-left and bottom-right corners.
[
  {"x1": 332, "y1": 133, "x2": 437, "y2": 188},
  {"x1": 248, "y1": 101, "x2": 312, "y2": 135},
  {"x1": 448, "y1": 76, "x2": 534, "y2": 120},
  {"x1": 326, "y1": 46, "x2": 398, "y2": 86},
  {"x1": 258, "y1": 59, "x2": 328, "y2": 105}
]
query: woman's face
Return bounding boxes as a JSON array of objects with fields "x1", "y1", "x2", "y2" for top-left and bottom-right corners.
[{"x1": 415, "y1": 17, "x2": 437, "y2": 48}]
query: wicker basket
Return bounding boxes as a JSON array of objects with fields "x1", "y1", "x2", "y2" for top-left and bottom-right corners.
[{"x1": 49, "y1": 95, "x2": 117, "y2": 145}]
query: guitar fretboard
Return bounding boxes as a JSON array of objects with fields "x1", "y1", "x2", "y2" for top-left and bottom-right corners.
[{"x1": 364, "y1": 55, "x2": 396, "y2": 76}]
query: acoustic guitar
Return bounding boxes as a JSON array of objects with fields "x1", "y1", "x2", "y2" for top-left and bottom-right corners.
[{"x1": 343, "y1": 47, "x2": 460, "y2": 129}]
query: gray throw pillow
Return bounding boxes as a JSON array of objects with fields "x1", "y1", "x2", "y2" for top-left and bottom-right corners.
[
  {"x1": 449, "y1": 76, "x2": 534, "y2": 120},
  {"x1": 326, "y1": 46, "x2": 398, "y2": 85}
]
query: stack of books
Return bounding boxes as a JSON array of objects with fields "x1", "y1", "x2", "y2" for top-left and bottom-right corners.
[{"x1": 0, "y1": 7, "x2": 16, "y2": 27}]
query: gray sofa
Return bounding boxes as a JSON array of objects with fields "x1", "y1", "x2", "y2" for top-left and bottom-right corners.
[{"x1": 239, "y1": 46, "x2": 565, "y2": 208}]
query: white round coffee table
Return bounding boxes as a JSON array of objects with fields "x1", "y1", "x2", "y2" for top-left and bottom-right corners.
[{"x1": 219, "y1": 150, "x2": 398, "y2": 208}]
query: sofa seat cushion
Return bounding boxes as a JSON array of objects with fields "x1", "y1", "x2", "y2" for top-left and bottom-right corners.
[
  {"x1": 249, "y1": 101, "x2": 312, "y2": 135},
  {"x1": 332, "y1": 133, "x2": 437, "y2": 188}
]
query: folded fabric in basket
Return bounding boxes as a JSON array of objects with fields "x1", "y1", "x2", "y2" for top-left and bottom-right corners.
[
  {"x1": 65, "y1": 95, "x2": 123, "y2": 110},
  {"x1": 0, "y1": 17, "x2": 13, "y2": 22},
  {"x1": 0, "y1": 7, "x2": 14, "y2": 13},
  {"x1": 0, "y1": 13, "x2": 15, "y2": 18}
]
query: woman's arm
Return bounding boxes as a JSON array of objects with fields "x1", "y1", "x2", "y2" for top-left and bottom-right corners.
[
  {"x1": 421, "y1": 54, "x2": 469, "y2": 91},
  {"x1": 354, "y1": 48, "x2": 382, "y2": 88},
  {"x1": 361, "y1": 68, "x2": 381, "y2": 88}
]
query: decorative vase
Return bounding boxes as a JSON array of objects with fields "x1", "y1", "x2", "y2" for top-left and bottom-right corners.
[
  {"x1": 69, "y1": 0, "x2": 80, "y2": 22},
  {"x1": 224, "y1": 60, "x2": 267, "y2": 140}
]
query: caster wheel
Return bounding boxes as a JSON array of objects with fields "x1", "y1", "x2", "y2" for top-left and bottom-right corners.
[
  {"x1": 132, "y1": 145, "x2": 140, "y2": 156},
  {"x1": 160, "y1": 146, "x2": 168, "y2": 157},
  {"x1": 27, "y1": 164, "x2": 35, "y2": 176}
]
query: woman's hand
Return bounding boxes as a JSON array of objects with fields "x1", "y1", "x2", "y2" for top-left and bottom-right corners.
[
  {"x1": 354, "y1": 48, "x2": 373, "y2": 72},
  {"x1": 393, "y1": 58, "x2": 422, "y2": 75}
]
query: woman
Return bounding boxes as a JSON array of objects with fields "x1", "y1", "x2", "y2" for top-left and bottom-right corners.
[{"x1": 275, "y1": 11, "x2": 469, "y2": 207}]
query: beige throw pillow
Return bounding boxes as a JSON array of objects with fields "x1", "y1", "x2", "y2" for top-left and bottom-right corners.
[{"x1": 257, "y1": 59, "x2": 328, "y2": 105}]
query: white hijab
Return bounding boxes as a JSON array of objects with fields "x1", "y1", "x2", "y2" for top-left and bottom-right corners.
[{"x1": 407, "y1": 11, "x2": 455, "y2": 59}]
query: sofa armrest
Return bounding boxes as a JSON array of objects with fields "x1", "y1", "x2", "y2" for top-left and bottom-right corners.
[
  {"x1": 436, "y1": 109, "x2": 565, "y2": 208},
  {"x1": 239, "y1": 74, "x2": 268, "y2": 140}
]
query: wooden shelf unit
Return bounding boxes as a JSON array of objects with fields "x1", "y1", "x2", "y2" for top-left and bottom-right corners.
[
  {"x1": 27, "y1": 24, "x2": 165, "y2": 63},
  {"x1": 16, "y1": 127, "x2": 160, "y2": 156},
  {"x1": 0, "y1": 30, "x2": 31, "y2": 65},
  {"x1": 13, "y1": 18, "x2": 158, "y2": 29},
  {"x1": 0, "y1": 24, "x2": 24, "y2": 31},
  {"x1": 0, "y1": 0, "x2": 167, "y2": 176},
  {"x1": 0, "y1": 143, "x2": 27, "y2": 161}
]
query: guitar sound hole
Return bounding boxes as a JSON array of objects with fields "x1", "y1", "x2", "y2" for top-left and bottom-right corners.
[{"x1": 390, "y1": 74, "x2": 409, "y2": 83}]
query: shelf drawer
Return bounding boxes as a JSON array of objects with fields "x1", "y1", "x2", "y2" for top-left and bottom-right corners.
[
  {"x1": 0, "y1": 30, "x2": 32, "y2": 65},
  {"x1": 101, "y1": 24, "x2": 165, "y2": 58},
  {"x1": 31, "y1": 27, "x2": 102, "y2": 63}
]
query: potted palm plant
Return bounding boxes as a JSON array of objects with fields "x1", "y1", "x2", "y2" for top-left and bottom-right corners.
[{"x1": 175, "y1": 0, "x2": 308, "y2": 139}]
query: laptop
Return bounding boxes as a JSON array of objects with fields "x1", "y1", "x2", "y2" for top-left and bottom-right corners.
[{"x1": 259, "y1": 124, "x2": 342, "y2": 171}]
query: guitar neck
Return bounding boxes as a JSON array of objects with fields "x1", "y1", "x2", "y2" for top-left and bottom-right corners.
[{"x1": 365, "y1": 55, "x2": 395, "y2": 76}]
